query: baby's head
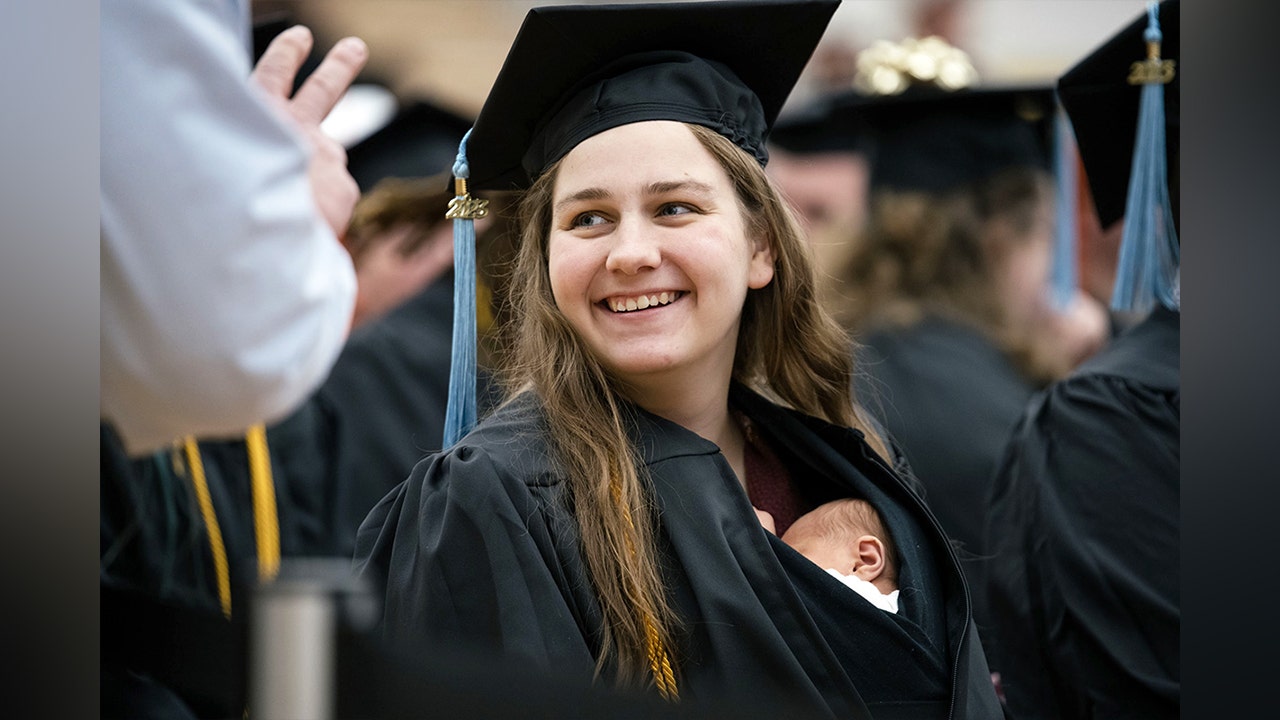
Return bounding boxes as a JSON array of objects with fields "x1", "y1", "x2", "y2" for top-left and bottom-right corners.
[{"x1": 780, "y1": 498, "x2": 899, "y2": 594}]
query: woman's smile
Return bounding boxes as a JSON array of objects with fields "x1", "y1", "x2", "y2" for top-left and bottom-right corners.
[{"x1": 602, "y1": 290, "x2": 685, "y2": 313}]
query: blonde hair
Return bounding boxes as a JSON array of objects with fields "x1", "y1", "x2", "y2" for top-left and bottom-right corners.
[{"x1": 495, "y1": 122, "x2": 890, "y2": 689}]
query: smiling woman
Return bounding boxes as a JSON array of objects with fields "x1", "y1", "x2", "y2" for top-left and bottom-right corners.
[
  {"x1": 547, "y1": 121, "x2": 773, "y2": 405},
  {"x1": 353, "y1": 2, "x2": 1004, "y2": 717}
]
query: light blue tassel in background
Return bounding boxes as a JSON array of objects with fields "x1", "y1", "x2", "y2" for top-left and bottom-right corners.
[
  {"x1": 1050, "y1": 105, "x2": 1079, "y2": 311},
  {"x1": 443, "y1": 129, "x2": 487, "y2": 446},
  {"x1": 1112, "y1": 1, "x2": 1179, "y2": 313}
]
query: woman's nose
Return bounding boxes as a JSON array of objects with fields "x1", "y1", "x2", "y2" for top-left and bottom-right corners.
[{"x1": 604, "y1": 217, "x2": 661, "y2": 274}]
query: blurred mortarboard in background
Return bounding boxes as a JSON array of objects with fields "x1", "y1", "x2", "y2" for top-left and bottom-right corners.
[
  {"x1": 858, "y1": 84, "x2": 1057, "y2": 194},
  {"x1": 815, "y1": 36, "x2": 1052, "y2": 194},
  {"x1": 1058, "y1": 0, "x2": 1179, "y2": 312},
  {"x1": 768, "y1": 89, "x2": 875, "y2": 156},
  {"x1": 252, "y1": 13, "x2": 398, "y2": 149},
  {"x1": 461, "y1": 0, "x2": 841, "y2": 192},
  {"x1": 347, "y1": 101, "x2": 475, "y2": 191}
]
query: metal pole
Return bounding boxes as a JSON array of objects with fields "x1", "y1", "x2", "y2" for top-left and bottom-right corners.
[{"x1": 249, "y1": 557, "x2": 373, "y2": 719}]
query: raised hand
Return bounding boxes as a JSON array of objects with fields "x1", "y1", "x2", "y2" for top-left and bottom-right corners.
[{"x1": 251, "y1": 26, "x2": 369, "y2": 236}]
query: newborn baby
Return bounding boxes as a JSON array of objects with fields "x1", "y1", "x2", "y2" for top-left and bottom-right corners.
[{"x1": 758, "y1": 498, "x2": 900, "y2": 613}]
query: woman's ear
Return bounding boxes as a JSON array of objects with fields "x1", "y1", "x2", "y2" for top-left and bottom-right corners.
[
  {"x1": 850, "y1": 534, "x2": 886, "y2": 582},
  {"x1": 747, "y1": 233, "x2": 776, "y2": 289}
]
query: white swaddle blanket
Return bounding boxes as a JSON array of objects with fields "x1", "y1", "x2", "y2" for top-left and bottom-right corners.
[{"x1": 825, "y1": 569, "x2": 900, "y2": 613}]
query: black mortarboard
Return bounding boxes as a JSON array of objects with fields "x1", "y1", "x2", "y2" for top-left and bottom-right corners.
[
  {"x1": 768, "y1": 89, "x2": 875, "y2": 156},
  {"x1": 858, "y1": 85, "x2": 1057, "y2": 194},
  {"x1": 462, "y1": 0, "x2": 841, "y2": 191},
  {"x1": 799, "y1": 35, "x2": 1054, "y2": 194},
  {"x1": 1058, "y1": 0, "x2": 1179, "y2": 229},
  {"x1": 1058, "y1": 0, "x2": 1179, "y2": 313},
  {"x1": 347, "y1": 101, "x2": 474, "y2": 191}
]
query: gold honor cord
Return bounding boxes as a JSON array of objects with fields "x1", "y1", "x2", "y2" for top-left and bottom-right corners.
[
  {"x1": 245, "y1": 424, "x2": 280, "y2": 581},
  {"x1": 610, "y1": 480, "x2": 679, "y2": 700},
  {"x1": 179, "y1": 424, "x2": 282, "y2": 618},
  {"x1": 182, "y1": 438, "x2": 233, "y2": 618}
]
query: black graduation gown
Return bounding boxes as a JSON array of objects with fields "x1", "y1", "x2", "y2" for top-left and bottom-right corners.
[
  {"x1": 854, "y1": 316, "x2": 1038, "y2": 556},
  {"x1": 981, "y1": 307, "x2": 1179, "y2": 719},
  {"x1": 854, "y1": 315, "x2": 1037, "y2": 632},
  {"x1": 100, "y1": 274, "x2": 460, "y2": 717},
  {"x1": 355, "y1": 384, "x2": 1003, "y2": 719},
  {"x1": 271, "y1": 268, "x2": 461, "y2": 557},
  {"x1": 100, "y1": 423, "x2": 245, "y2": 719}
]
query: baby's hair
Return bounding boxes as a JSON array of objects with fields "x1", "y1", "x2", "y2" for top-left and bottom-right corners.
[{"x1": 807, "y1": 498, "x2": 899, "y2": 582}]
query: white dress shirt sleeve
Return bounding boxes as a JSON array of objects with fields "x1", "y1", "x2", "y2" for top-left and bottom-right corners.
[{"x1": 101, "y1": 0, "x2": 357, "y2": 455}]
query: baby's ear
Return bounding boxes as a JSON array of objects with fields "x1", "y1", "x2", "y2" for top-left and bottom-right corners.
[{"x1": 851, "y1": 535, "x2": 886, "y2": 581}]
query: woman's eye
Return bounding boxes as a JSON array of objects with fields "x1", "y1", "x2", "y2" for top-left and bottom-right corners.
[
  {"x1": 570, "y1": 212, "x2": 608, "y2": 229},
  {"x1": 657, "y1": 203, "x2": 694, "y2": 218}
]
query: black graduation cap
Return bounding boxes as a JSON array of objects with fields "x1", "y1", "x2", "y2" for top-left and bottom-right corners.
[
  {"x1": 462, "y1": 0, "x2": 842, "y2": 191},
  {"x1": 1057, "y1": 0, "x2": 1179, "y2": 313},
  {"x1": 1058, "y1": 0, "x2": 1179, "y2": 230},
  {"x1": 768, "y1": 89, "x2": 875, "y2": 156},
  {"x1": 857, "y1": 85, "x2": 1058, "y2": 194},
  {"x1": 347, "y1": 101, "x2": 475, "y2": 191}
]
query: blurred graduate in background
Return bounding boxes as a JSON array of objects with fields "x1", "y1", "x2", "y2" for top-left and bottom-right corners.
[
  {"x1": 982, "y1": 2, "x2": 1180, "y2": 716},
  {"x1": 766, "y1": 88, "x2": 876, "y2": 315},
  {"x1": 798, "y1": 36, "x2": 1113, "y2": 642}
]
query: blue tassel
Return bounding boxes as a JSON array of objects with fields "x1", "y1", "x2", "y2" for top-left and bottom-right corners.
[
  {"x1": 1111, "y1": 1, "x2": 1179, "y2": 313},
  {"x1": 1050, "y1": 105, "x2": 1079, "y2": 310},
  {"x1": 443, "y1": 129, "x2": 484, "y2": 446}
]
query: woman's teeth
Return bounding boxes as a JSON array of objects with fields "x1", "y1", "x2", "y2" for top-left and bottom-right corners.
[{"x1": 608, "y1": 291, "x2": 678, "y2": 313}]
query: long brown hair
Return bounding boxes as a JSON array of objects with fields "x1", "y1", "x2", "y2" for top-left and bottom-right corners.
[
  {"x1": 831, "y1": 166, "x2": 1068, "y2": 384},
  {"x1": 494, "y1": 122, "x2": 890, "y2": 690}
]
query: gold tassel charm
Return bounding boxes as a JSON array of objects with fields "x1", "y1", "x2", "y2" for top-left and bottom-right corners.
[
  {"x1": 1128, "y1": 6, "x2": 1176, "y2": 85},
  {"x1": 445, "y1": 177, "x2": 489, "y2": 220}
]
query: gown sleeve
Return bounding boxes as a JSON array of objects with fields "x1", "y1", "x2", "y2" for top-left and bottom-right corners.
[
  {"x1": 981, "y1": 372, "x2": 1179, "y2": 718},
  {"x1": 354, "y1": 445, "x2": 601, "y2": 675}
]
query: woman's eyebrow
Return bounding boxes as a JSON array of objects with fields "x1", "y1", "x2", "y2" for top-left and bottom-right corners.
[
  {"x1": 554, "y1": 187, "x2": 611, "y2": 214},
  {"x1": 647, "y1": 179, "x2": 714, "y2": 197},
  {"x1": 553, "y1": 180, "x2": 715, "y2": 214}
]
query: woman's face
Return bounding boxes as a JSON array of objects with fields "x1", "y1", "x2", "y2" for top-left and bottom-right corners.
[
  {"x1": 998, "y1": 194, "x2": 1054, "y2": 327},
  {"x1": 547, "y1": 121, "x2": 775, "y2": 392}
]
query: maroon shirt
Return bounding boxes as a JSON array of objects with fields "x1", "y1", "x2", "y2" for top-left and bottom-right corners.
[{"x1": 738, "y1": 411, "x2": 813, "y2": 536}]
